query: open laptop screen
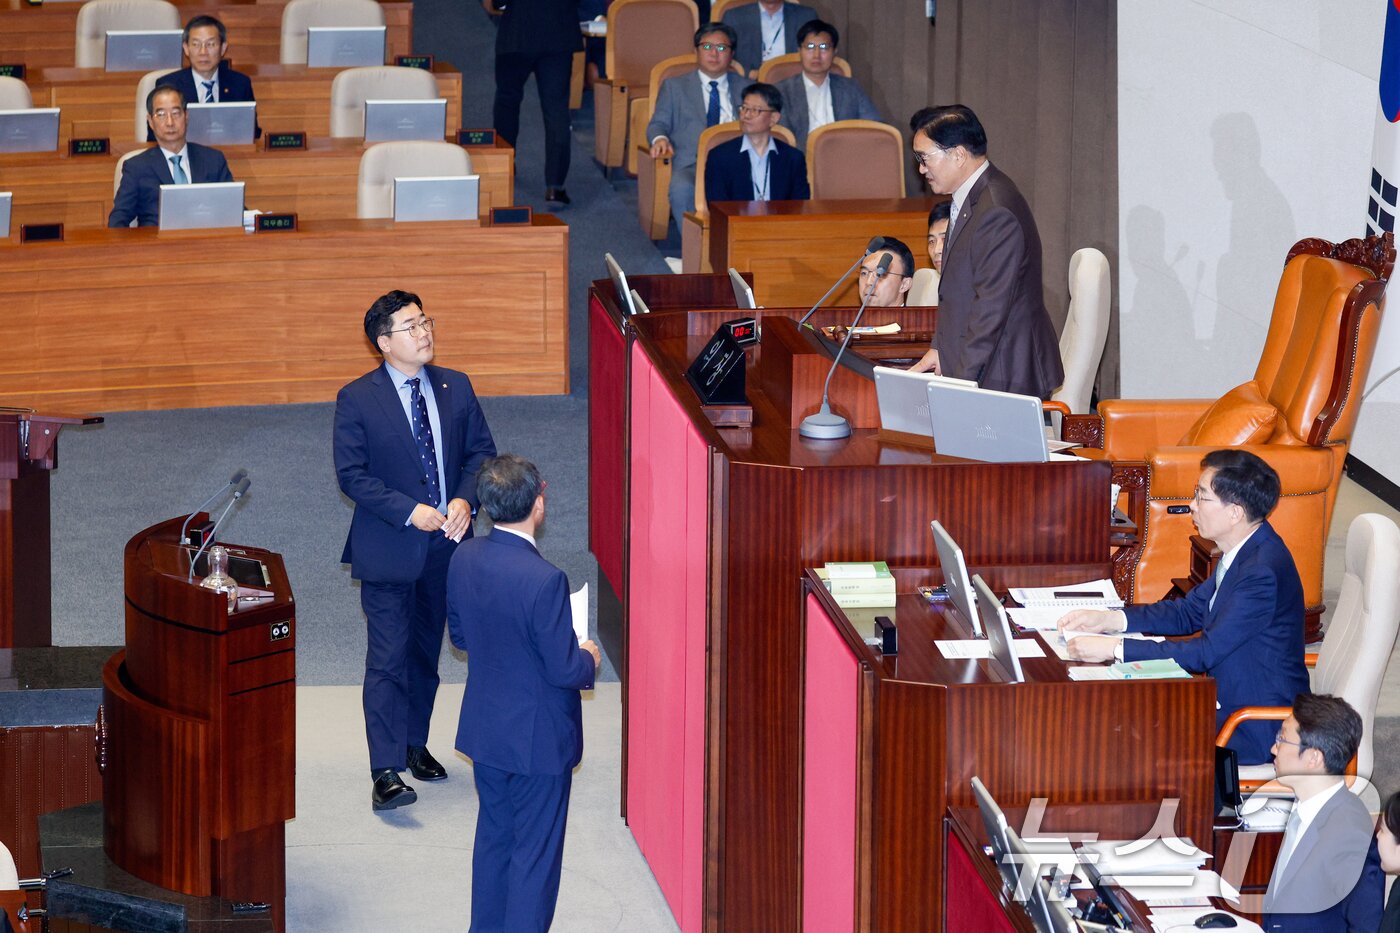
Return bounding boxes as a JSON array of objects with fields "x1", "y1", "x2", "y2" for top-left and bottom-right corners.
[{"x1": 926, "y1": 381, "x2": 1050, "y2": 463}]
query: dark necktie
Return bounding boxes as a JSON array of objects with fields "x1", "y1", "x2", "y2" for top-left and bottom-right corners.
[
  {"x1": 706, "y1": 79, "x2": 721, "y2": 127},
  {"x1": 202, "y1": 80, "x2": 215, "y2": 103},
  {"x1": 407, "y1": 377, "x2": 442, "y2": 508}
]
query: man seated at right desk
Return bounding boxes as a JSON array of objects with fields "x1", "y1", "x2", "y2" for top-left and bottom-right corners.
[
  {"x1": 109, "y1": 86, "x2": 234, "y2": 228},
  {"x1": 703, "y1": 82, "x2": 809, "y2": 205},
  {"x1": 152, "y1": 15, "x2": 259, "y2": 141},
  {"x1": 1058, "y1": 448, "x2": 1309, "y2": 766},
  {"x1": 856, "y1": 237, "x2": 915, "y2": 308},
  {"x1": 774, "y1": 20, "x2": 881, "y2": 151}
]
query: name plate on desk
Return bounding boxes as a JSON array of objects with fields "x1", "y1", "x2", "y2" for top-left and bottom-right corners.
[
  {"x1": 255, "y1": 212, "x2": 298, "y2": 232},
  {"x1": 69, "y1": 137, "x2": 109, "y2": 156},
  {"x1": 21, "y1": 223, "x2": 63, "y2": 243},
  {"x1": 395, "y1": 54, "x2": 433, "y2": 70},
  {"x1": 685, "y1": 325, "x2": 748, "y2": 410},
  {"x1": 265, "y1": 132, "x2": 306, "y2": 151},
  {"x1": 490, "y1": 206, "x2": 532, "y2": 225},
  {"x1": 0, "y1": 65, "x2": 26, "y2": 80},
  {"x1": 457, "y1": 128, "x2": 495, "y2": 147}
]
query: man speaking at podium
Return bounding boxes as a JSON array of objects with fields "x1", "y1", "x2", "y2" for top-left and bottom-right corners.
[{"x1": 334, "y1": 290, "x2": 497, "y2": 811}]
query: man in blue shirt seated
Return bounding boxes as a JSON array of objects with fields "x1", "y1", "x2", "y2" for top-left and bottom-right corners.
[
  {"x1": 109, "y1": 86, "x2": 234, "y2": 228},
  {"x1": 1058, "y1": 448, "x2": 1310, "y2": 765},
  {"x1": 152, "y1": 15, "x2": 258, "y2": 141},
  {"x1": 703, "y1": 82, "x2": 809, "y2": 205}
]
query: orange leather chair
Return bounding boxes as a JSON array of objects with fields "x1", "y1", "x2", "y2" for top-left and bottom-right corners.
[
  {"x1": 755, "y1": 51, "x2": 851, "y2": 85},
  {"x1": 1065, "y1": 233, "x2": 1395, "y2": 625},
  {"x1": 805, "y1": 119, "x2": 906, "y2": 199},
  {"x1": 593, "y1": 0, "x2": 698, "y2": 170},
  {"x1": 680, "y1": 121, "x2": 797, "y2": 273}
]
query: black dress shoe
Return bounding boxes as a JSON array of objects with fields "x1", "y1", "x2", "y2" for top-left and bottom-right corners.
[
  {"x1": 544, "y1": 187, "x2": 571, "y2": 205},
  {"x1": 371, "y1": 769, "x2": 417, "y2": 811},
  {"x1": 406, "y1": 745, "x2": 448, "y2": 781}
]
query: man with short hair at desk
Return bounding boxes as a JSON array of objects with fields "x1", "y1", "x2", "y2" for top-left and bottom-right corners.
[
  {"x1": 1058, "y1": 449, "x2": 1310, "y2": 766},
  {"x1": 857, "y1": 237, "x2": 915, "y2": 308},
  {"x1": 1259, "y1": 693, "x2": 1383, "y2": 931},
  {"x1": 774, "y1": 20, "x2": 881, "y2": 151},
  {"x1": 152, "y1": 15, "x2": 259, "y2": 141},
  {"x1": 703, "y1": 82, "x2": 809, "y2": 204},
  {"x1": 109, "y1": 86, "x2": 234, "y2": 228}
]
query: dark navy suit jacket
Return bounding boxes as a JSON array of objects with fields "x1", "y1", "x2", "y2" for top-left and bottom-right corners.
[
  {"x1": 447, "y1": 530, "x2": 595, "y2": 775},
  {"x1": 107, "y1": 143, "x2": 234, "y2": 227},
  {"x1": 703, "y1": 135, "x2": 809, "y2": 203},
  {"x1": 1123, "y1": 520, "x2": 1309, "y2": 764},
  {"x1": 1262, "y1": 787, "x2": 1384, "y2": 932},
  {"x1": 152, "y1": 64, "x2": 260, "y2": 140},
  {"x1": 333, "y1": 363, "x2": 496, "y2": 583}
]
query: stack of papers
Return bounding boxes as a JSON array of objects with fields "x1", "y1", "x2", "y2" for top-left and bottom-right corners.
[
  {"x1": 1079, "y1": 837, "x2": 1209, "y2": 877},
  {"x1": 935, "y1": 639, "x2": 1045, "y2": 660},
  {"x1": 816, "y1": 562, "x2": 896, "y2": 608},
  {"x1": 1008, "y1": 578, "x2": 1124, "y2": 609}
]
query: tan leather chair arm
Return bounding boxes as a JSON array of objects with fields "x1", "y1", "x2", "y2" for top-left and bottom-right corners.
[
  {"x1": 1216, "y1": 706, "x2": 1291, "y2": 747},
  {"x1": 1042, "y1": 400, "x2": 1072, "y2": 418},
  {"x1": 1098, "y1": 398, "x2": 1213, "y2": 460},
  {"x1": 1144, "y1": 444, "x2": 1334, "y2": 498}
]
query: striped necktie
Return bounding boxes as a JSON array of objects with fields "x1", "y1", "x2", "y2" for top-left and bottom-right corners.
[{"x1": 201, "y1": 80, "x2": 215, "y2": 103}]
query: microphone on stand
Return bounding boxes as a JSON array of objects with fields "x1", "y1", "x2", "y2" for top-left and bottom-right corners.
[
  {"x1": 187, "y1": 476, "x2": 252, "y2": 583},
  {"x1": 796, "y1": 237, "x2": 886, "y2": 329},
  {"x1": 798, "y1": 252, "x2": 894, "y2": 440},
  {"x1": 180, "y1": 468, "x2": 248, "y2": 546}
]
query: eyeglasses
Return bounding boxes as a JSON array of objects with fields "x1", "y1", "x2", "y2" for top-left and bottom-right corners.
[
  {"x1": 386, "y1": 317, "x2": 436, "y2": 338},
  {"x1": 151, "y1": 108, "x2": 185, "y2": 120},
  {"x1": 858, "y1": 266, "x2": 908, "y2": 280},
  {"x1": 801, "y1": 42, "x2": 833, "y2": 51},
  {"x1": 185, "y1": 39, "x2": 223, "y2": 51},
  {"x1": 738, "y1": 105, "x2": 775, "y2": 116},
  {"x1": 1191, "y1": 487, "x2": 1219, "y2": 504},
  {"x1": 912, "y1": 146, "x2": 950, "y2": 167},
  {"x1": 698, "y1": 42, "x2": 731, "y2": 52},
  {"x1": 1274, "y1": 730, "x2": 1306, "y2": 750}
]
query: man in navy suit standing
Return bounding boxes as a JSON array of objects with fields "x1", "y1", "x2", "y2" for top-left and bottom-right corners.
[
  {"x1": 447, "y1": 454, "x2": 601, "y2": 932},
  {"x1": 108, "y1": 86, "x2": 234, "y2": 227},
  {"x1": 704, "y1": 82, "x2": 809, "y2": 204},
  {"x1": 1060, "y1": 448, "x2": 1310, "y2": 765},
  {"x1": 334, "y1": 289, "x2": 497, "y2": 811},
  {"x1": 152, "y1": 15, "x2": 259, "y2": 141}
]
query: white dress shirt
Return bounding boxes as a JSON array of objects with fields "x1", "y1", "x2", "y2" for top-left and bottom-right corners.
[
  {"x1": 947, "y1": 159, "x2": 991, "y2": 239},
  {"x1": 385, "y1": 361, "x2": 450, "y2": 517},
  {"x1": 1273, "y1": 779, "x2": 1346, "y2": 882},
  {"x1": 740, "y1": 135, "x2": 774, "y2": 201},
  {"x1": 1208, "y1": 524, "x2": 1258, "y2": 611},
  {"x1": 698, "y1": 71, "x2": 735, "y2": 123},
  {"x1": 759, "y1": 4, "x2": 786, "y2": 61},
  {"x1": 802, "y1": 73, "x2": 835, "y2": 134},
  {"x1": 159, "y1": 144, "x2": 192, "y2": 183},
  {"x1": 192, "y1": 68, "x2": 219, "y2": 102}
]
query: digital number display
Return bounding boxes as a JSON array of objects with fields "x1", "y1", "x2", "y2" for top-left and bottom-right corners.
[{"x1": 724, "y1": 317, "x2": 759, "y2": 346}]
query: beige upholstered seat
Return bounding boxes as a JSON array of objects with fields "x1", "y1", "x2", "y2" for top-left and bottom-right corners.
[
  {"x1": 357, "y1": 141, "x2": 473, "y2": 218},
  {"x1": 329, "y1": 66, "x2": 438, "y2": 138},
  {"x1": 1051, "y1": 247, "x2": 1111, "y2": 415},
  {"x1": 0, "y1": 76, "x2": 33, "y2": 109},
  {"x1": 0, "y1": 840, "x2": 16, "y2": 890},
  {"x1": 132, "y1": 69, "x2": 167, "y2": 141},
  {"x1": 113, "y1": 148, "x2": 143, "y2": 197},
  {"x1": 755, "y1": 52, "x2": 851, "y2": 85},
  {"x1": 907, "y1": 267, "x2": 939, "y2": 306},
  {"x1": 280, "y1": 0, "x2": 386, "y2": 66},
  {"x1": 806, "y1": 119, "x2": 905, "y2": 199},
  {"x1": 74, "y1": 0, "x2": 181, "y2": 69},
  {"x1": 593, "y1": 0, "x2": 697, "y2": 170}
]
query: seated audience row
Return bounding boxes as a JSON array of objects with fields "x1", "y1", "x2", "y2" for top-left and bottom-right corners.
[{"x1": 111, "y1": 85, "x2": 234, "y2": 227}]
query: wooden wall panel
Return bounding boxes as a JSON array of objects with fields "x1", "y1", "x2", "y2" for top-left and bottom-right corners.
[{"x1": 0, "y1": 724, "x2": 103, "y2": 879}]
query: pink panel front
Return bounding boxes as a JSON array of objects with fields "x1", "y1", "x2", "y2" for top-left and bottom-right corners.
[
  {"x1": 945, "y1": 827, "x2": 1020, "y2": 933},
  {"x1": 802, "y1": 593, "x2": 860, "y2": 933},
  {"x1": 625, "y1": 342, "x2": 708, "y2": 933},
  {"x1": 587, "y1": 294, "x2": 626, "y2": 595}
]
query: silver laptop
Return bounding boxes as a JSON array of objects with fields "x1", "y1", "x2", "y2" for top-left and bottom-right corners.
[
  {"x1": 186, "y1": 102, "x2": 257, "y2": 146},
  {"x1": 604, "y1": 253, "x2": 638, "y2": 315},
  {"x1": 105, "y1": 30, "x2": 183, "y2": 72},
  {"x1": 926, "y1": 381, "x2": 1050, "y2": 463},
  {"x1": 0, "y1": 192, "x2": 11, "y2": 237},
  {"x1": 930, "y1": 520, "x2": 981, "y2": 638},
  {"x1": 158, "y1": 181, "x2": 245, "y2": 230},
  {"x1": 973, "y1": 574, "x2": 1024, "y2": 684},
  {"x1": 392, "y1": 175, "x2": 479, "y2": 222},
  {"x1": 363, "y1": 99, "x2": 447, "y2": 142},
  {"x1": 873, "y1": 366, "x2": 976, "y2": 439},
  {"x1": 306, "y1": 26, "x2": 387, "y2": 68},
  {"x1": 729, "y1": 267, "x2": 757, "y2": 310},
  {"x1": 629, "y1": 288, "x2": 652, "y2": 315},
  {"x1": 0, "y1": 109, "x2": 59, "y2": 153}
]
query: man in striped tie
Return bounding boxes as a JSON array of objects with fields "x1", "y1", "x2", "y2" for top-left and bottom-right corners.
[
  {"x1": 151, "y1": 16, "x2": 259, "y2": 141},
  {"x1": 108, "y1": 85, "x2": 234, "y2": 227},
  {"x1": 334, "y1": 289, "x2": 498, "y2": 811}
]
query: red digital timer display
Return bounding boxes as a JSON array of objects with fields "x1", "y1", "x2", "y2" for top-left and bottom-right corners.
[{"x1": 724, "y1": 317, "x2": 759, "y2": 346}]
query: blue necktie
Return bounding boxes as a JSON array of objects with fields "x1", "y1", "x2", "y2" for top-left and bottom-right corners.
[
  {"x1": 201, "y1": 80, "x2": 215, "y2": 103},
  {"x1": 407, "y1": 377, "x2": 442, "y2": 508},
  {"x1": 706, "y1": 79, "x2": 720, "y2": 127},
  {"x1": 169, "y1": 154, "x2": 188, "y2": 184}
]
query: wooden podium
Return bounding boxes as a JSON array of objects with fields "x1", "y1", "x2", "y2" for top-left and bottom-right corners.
[
  {"x1": 100, "y1": 516, "x2": 296, "y2": 931},
  {"x1": 0, "y1": 408, "x2": 102, "y2": 648}
]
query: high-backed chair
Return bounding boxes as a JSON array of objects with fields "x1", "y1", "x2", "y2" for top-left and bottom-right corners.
[
  {"x1": 0, "y1": 77, "x2": 32, "y2": 109},
  {"x1": 280, "y1": 0, "x2": 385, "y2": 66},
  {"x1": 1051, "y1": 247, "x2": 1111, "y2": 415},
  {"x1": 627, "y1": 53, "x2": 694, "y2": 177},
  {"x1": 680, "y1": 121, "x2": 796, "y2": 273},
  {"x1": 755, "y1": 51, "x2": 851, "y2": 85},
  {"x1": 132, "y1": 68, "x2": 166, "y2": 141},
  {"x1": 75, "y1": 0, "x2": 181, "y2": 69},
  {"x1": 593, "y1": 0, "x2": 697, "y2": 170},
  {"x1": 806, "y1": 120, "x2": 905, "y2": 199},
  {"x1": 710, "y1": 0, "x2": 748, "y2": 21},
  {"x1": 111, "y1": 148, "x2": 144, "y2": 227},
  {"x1": 0, "y1": 840, "x2": 16, "y2": 890},
  {"x1": 357, "y1": 140, "x2": 473, "y2": 218},
  {"x1": 1064, "y1": 233, "x2": 1394, "y2": 621},
  {"x1": 1216, "y1": 513, "x2": 1400, "y2": 790},
  {"x1": 329, "y1": 66, "x2": 438, "y2": 138},
  {"x1": 908, "y1": 267, "x2": 939, "y2": 306}
]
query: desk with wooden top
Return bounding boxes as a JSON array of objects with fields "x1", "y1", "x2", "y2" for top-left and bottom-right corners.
[
  {"x1": 29, "y1": 62, "x2": 463, "y2": 144},
  {"x1": 0, "y1": 136, "x2": 513, "y2": 229},
  {"x1": 0, "y1": 0, "x2": 412, "y2": 69},
  {"x1": 0, "y1": 216, "x2": 567, "y2": 411}
]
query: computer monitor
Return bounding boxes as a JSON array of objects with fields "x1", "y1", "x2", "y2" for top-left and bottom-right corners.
[
  {"x1": 874, "y1": 367, "x2": 977, "y2": 441},
  {"x1": 629, "y1": 288, "x2": 652, "y2": 315},
  {"x1": 970, "y1": 775, "x2": 1012, "y2": 885},
  {"x1": 930, "y1": 520, "x2": 981, "y2": 638},
  {"x1": 363, "y1": 99, "x2": 447, "y2": 142},
  {"x1": 0, "y1": 108, "x2": 60, "y2": 153},
  {"x1": 1002, "y1": 823, "x2": 1041, "y2": 907},
  {"x1": 158, "y1": 181, "x2": 245, "y2": 230},
  {"x1": 392, "y1": 175, "x2": 479, "y2": 222},
  {"x1": 972, "y1": 573, "x2": 1024, "y2": 683},
  {"x1": 185, "y1": 102, "x2": 257, "y2": 146},
  {"x1": 104, "y1": 30, "x2": 182, "y2": 72},
  {"x1": 604, "y1": 253, "x2": 638, "y2": 315},
  {"x1": 1027, "y1": 876, "x2": 1077, "y2": 933},
  {"x1": 0, "y1": 192, "x2": 11, "y2": 237},
  {"x1": 1215, "y1": 745, "x2": 1243, "y2": 815},
  {"x1": 925, "y1": 380, "x2": 1051, "y2": 463},
  {"x1": 729, "y1": 267, "x2": 757, "y2": 310},
  {"x1": 306, "y1": 26, "x2": 387, "y2": 68}
]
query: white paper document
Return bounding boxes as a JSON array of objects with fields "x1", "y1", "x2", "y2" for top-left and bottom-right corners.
[
  {"x1": 1066, "y1": 665, "x2": 1114, "y2": 681},
  {"x1": 1121, "y1": 869, "x2": 1240, "y2": 904},
  {"x1": 1006, "y1": 606, "x2": 1069, "y2": 630},
  {"x1": 1079, "y1": 838, "x2": 1209, "y2": 876},
  {"x1": 935, "y1": 638, "x2": 1045, "y2": 660},
  {"x1": 1049, "y1": 630, "x2": 1165, "y2": 662},
  {"x1": 570, "y1": 582, "x2": 589, "y2": 644},
  {"x1": 1008, "y1": 578, "x2": 1123, "y2": 609}
]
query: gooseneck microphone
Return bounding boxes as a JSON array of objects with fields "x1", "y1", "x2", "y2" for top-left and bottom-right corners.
[
  {"x1": 180, "y1": 468, "x2": 248, "y2": 545},
  {"x1": 799, "y1": 252, "x2": 893, "y2": 440},
  {"x1": 186, "y1": 476, "x2": 252, "y2": 583},
  {"x1": 796, "y1": 237, "x2": 886, "y2": 329}
]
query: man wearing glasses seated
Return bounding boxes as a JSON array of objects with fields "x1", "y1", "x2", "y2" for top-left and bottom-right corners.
[
  {"x1": 152, "y1": 16, "x2": 259, "y2": 141},
  {"x1": 647, "y1": 23, "x2": 748, "y2": 237},
  {"x1": 775, "y1": 20, "x2": 881, "y2": 151},
  {"x1": 703, "y1": 83, "x2": 809, "y2": 205},
  {"x1": 721, "y1": 0, "x2": 817, "y2": 76},
  {"x1": 109, "y1": 86, "x2": 234, "y2": 228}
]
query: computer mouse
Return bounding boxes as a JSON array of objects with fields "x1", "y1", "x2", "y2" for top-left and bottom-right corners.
[{"x1": 1193, "y1": 913, "x2": 1238, "y2": 929}]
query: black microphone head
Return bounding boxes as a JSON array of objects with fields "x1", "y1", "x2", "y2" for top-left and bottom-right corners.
[
  {"x1": 229, "y1": 468, "x2": 248, "y2": 485},
  {"x1": 864, "y1": 236, "x2": 886, "y2": 255},
  {"x1": 875, "y1": 252, "x2": 894, "y2": 275},
  {"x1": 232, "y1": 477, "x2": 251, "y2": 497}
]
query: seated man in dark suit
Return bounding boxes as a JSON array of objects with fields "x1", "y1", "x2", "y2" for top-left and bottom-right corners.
[
  {"x1": 857, "y1": 236, "x2": 914, "y2": 307},
  {"x1": 722, "y1": 0, "x2": 817, "y2": 77},
  {"x1": 152, "y1": 15, "x2": 258, "y2": 141},
  {"x1": 1262, "y1": 693, "x2": 1383, "y2": 932},
  {"x1": 110, "y1": 85, "x2": 234, "y2": 228},
  {"x1": 774, "y1": 20, "x2": 881, "y2": 150},
  {"x1": 703, "y1": 82, "x2": 809, "y2": 205},
  {"x1": 1059, "y1": 449, "x2": 1311, "y2": 765}
]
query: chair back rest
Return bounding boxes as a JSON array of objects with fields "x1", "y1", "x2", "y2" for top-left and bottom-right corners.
[
  {"x1": 280, "y1": 0, "x2": 386, "y2": 65},
  {"x1": 755, "y1": 52, "x2": 851, "y2": 84},
  {"x1": 329, "y1": 65, "x2": 438, "y2": 137},
  {"x1": 132, "y1": 69, "x2": 166, "y2": 141},
  {"x1": 0, "y1": 76, "x2": 32, "y2": 109},
  {"x1": 1051, "y1": 247, "x2": 1111, "y2": 414},
  {"x1": 1254, "y1": 235, "x2": 1394, "y2": 447},
  {"x1": 1311, "y1": 513, "x2": 1400, "y2": 779},
  {"x1": 907, "y1": 267, "x2": 939, "y2": 307},
  {"x1": 806, "y1": 119, "x2": 904, "y2": 199},
  {"x1": 75, "y1": 0, "x2": 181, "y2": 68},
  {"x1": 606, "y1": 0, "x2": 698, "y2": 86},
  {"x1": 0, "y1": 840, "x2": 16, "y2": 890},
  {"x1": 710, "y1": 0, "x2": 750, "y2": 20},
  {"x1": 646, "y1": 53, "x2": 701, "y2": 123},
  {"x1": 357, "y1": 140, "x2": 473, "y2": 218},
  {"x1": 692, "y1": 121, "x2": 794, "y2": 216},
  {"x1": 113, "y1": 147, "x2": 144, "y2": 197}
]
